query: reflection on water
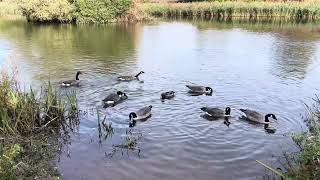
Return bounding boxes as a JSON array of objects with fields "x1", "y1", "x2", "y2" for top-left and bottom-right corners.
[
  {"x1": 271, "y1": 36, "x2": 316, "y2": 80},
  {"x1": 1, "y1": 19, "x2": 320, "y2": 179}
]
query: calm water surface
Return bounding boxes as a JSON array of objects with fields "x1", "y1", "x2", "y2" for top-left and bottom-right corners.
[{"x1": 1, "y1": 19, "x2": 320, "y2": 180}]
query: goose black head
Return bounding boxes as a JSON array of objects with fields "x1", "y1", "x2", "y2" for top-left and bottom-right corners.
[
  {"x1": 76, "y1": 71, "x2": 82, "y2": 80},
  {"x1": 140, "y1": 71, "x2": 145, "y2": 74},
  {"x1": 129, "y1": 112, "x2": 137, "y2": 120},
  {"x1": 117, "y1": 91, "x2": 124, "y2": 96},
  {"x1": 206, "y1": 87, "x2": 213, "y2": 95},
  {"x1": 200, "y1": 107, "x2": 208, "y2": 112},
  {"x1": 225, "y1": 107, "x2": 231, "y2": 115},
  {"x1": 265, "y1": 114, "x2": 277, "y2": 122},
  {"x1": 149, "y1": 105, "x2": 153, "y2": 109}
]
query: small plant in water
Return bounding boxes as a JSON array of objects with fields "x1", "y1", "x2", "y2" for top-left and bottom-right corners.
[
  {"x1": 106, "y1": 129, "x2": 142, "y2": 158},
  {"x1": 97, "y1": 110, "x2": 114, "y2": 143}
]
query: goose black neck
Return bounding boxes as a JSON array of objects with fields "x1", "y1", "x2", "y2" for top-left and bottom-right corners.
[
  {"x1": 76, "y1": 72, "x2": 80, "y2": 80},
  {"x1": 135, "y1": 72, "x2": 142, "y2": 78},
  {"x1": 265, "y1": 114, "x2": 273, "y2": 122}
]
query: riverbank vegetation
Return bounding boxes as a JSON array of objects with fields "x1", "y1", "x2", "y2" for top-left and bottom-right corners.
[
  {"x1": 0, "y1": 68, "x2": 79, "y2": 179},
  {"x1": 141, "y1": 1, "x2": 320, "y2": 20},
  {"x1": 285, "y1": 97, "x2": 320, "y2": 179},
  {"x1": 0, "y1": 0, "x2": 143, "y2": 23},
  {"x1": 259, "y1": 96, "x2": 320, "y2": 179},
  {"x1": 1, "y1": 0, "x2": 320, "y2": 22}
]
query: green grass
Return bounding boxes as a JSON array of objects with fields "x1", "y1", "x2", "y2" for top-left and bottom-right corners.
[
  {"x1": 284, "y1": 97, "x2": 320, "y2": 179},
  {"x1": 0, "y1": 68, "x2": 79, "y2": 179},
  {"x1": 141, "y1": 1, "x2": 320, "y2": 20},
  {"x1": 0, "y1": 0, "x2": 22, "y2": 18}
]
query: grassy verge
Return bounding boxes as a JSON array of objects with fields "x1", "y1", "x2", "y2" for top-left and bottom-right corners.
[
  {"x1": 0, "y1": 68, "x2": 79, "y2": 179},
  {"x1": 284, "y1": 97, "x2": 320, "y2": 179},
  {"x1": 140, "y1": 1, "x2": 320, "y2": 20}
]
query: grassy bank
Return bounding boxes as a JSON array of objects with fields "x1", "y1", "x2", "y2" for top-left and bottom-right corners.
[
  {"x1": 284, "y1": 97, "x2": 320, "y2": 179},
  {"x1": 0, "y1": 68, "x2": 79, "y2": 179},
  {"x1": 141, "y1": 1, "x2": 320, "y2": 20}
]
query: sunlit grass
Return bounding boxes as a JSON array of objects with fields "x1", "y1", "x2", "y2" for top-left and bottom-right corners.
[
  {"x1": 0, "y1": 68, "x2": 79, "y2": 179},
  {"x1": 141, "y1": 1, "x2": 320, "y2": 20}
]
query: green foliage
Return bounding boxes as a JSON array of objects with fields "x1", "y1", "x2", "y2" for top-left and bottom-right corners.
[
  {"x1": 0, "y1": 69, "x2": 77, "y2": 135},
  {"x1": 74, "y1": 0, "x2": 132, "y2": 23},
  {"x1": 0, "y1": 68, "x2": 79, "y2": 179},
  {"x1": 0, "y1": 144, "x2": 22, "y2": 179},
  {"x1": 286, "y1": 97, "x2": 320, "y2": 179},
  {"x1": 15, "y1": 0, "x2": 133, "y2": 23},
  {"x1": 18, "y1": 0, "x2": 75, "y2": 22},
  {"x1": 141, "y1": 1, "x2": 320, "y2": 20}
]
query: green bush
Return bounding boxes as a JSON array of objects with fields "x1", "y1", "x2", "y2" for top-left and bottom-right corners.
[
  {"x1": 74, "y1": 0, "x2": 132, "y2": 23},
  {"x1": 19, "y1": 0, "x2": 75, "y2": 22},
  {"x1": 17, "y1": 0, "x2": 133, "y2": 23}
]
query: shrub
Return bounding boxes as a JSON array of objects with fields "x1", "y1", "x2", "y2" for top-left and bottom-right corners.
[
  {"x1": 74, "y1": 0, "x2": 132, "y2": 23},
  {"x1": 17, "y1": 0, "x2": 133, "y2": 23},
  {"x1": 19, "y1": 0, "x2": 75, "y2": 22}
]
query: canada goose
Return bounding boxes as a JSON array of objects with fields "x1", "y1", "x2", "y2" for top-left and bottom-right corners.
[
  {"x1": 240, "y1": 109, "x2": 277, "y2": 124},
  {"x1": 161, "y1": 91, "x2": 175, "y2": 100},
  {"x1": 129, "y1": 105, "x2": 152, "y2": 127},
  {"x1": 186, "y1": 85, "x2": 213, "y2": 95},
  {"x1": 61, "y1": 71, "x2": 82, "y2": 87},
  {"x1": 201, "y1": 107, "x2": 231, "y2": 118},
  {"x1": 118, "y1": 71, "x2": 145, "y2": 81},
  {"x1": 102, "y1": 91, "x2": 128, "y2": 107}
]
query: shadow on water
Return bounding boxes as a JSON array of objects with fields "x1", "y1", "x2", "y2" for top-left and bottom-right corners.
[{"x1": 201, "y1": 114, "x2": 232, "y2": 126}]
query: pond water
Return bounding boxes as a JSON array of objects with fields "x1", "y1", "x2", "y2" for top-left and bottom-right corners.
[{"x1": 1, "y1": 19, "x2": 320, "y2": 180}]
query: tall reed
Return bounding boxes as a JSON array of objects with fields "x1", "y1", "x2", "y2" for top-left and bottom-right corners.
[
  {"x1": 0, "y1": 69, "x2": 78, "y2": 136},
  {"x1": 0, "y1": 68, "x2": 79, "y2": 179},
  {"x1": 141, "y1": 1, "x2": 320, "y2": 20}
]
